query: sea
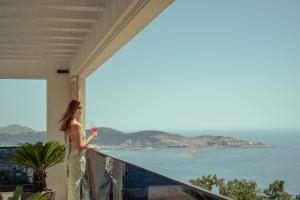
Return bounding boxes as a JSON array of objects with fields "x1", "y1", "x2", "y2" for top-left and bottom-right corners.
[{"x1": 96, "y1": 129, "x2": 300, "y2": 195}]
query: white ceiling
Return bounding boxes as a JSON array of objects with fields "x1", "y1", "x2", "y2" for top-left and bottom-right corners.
[{"x1": 0, "y1": 0, "x2": 105, "y2": 62}]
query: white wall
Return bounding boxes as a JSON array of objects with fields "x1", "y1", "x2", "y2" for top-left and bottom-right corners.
[{"x1": 0, "y1": 60, "x2": 70, "y2": 199}]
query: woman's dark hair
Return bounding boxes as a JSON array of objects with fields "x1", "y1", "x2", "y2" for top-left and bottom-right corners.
[{"x1": 58, "y1": 99, "x2": 81, "y2": 131}]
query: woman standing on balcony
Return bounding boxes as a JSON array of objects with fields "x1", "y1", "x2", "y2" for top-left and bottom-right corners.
[{"x1": 58, "y1": 99, "x2": 98, "y2": 200}]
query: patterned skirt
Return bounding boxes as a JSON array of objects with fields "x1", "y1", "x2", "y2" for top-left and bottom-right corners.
[{"x1": 64, "y1": 145, "x2": 86, "y2": 200}]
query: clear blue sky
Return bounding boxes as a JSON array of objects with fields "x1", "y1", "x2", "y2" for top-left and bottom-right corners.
[{"x1": 1, "y1": 0, "x2": 300, "y2": 132}]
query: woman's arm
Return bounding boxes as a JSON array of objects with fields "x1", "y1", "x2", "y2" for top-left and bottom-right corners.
[{"x1": 70, "y1": 122, "x2": 97, "y2": 152}]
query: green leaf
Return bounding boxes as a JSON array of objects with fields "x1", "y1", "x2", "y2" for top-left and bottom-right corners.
[{"x1": 26, "y1": 191, "x2": 50, "y2": 200}]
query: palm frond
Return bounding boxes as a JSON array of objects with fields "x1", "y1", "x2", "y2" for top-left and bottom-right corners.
[
  {"x1": 26, "y1": 191, "x2": 50, "y2": 200},
  {"x1": 7, "y1": 141, "x2": 65, "y2": 170},
  {"x1": 7, "y1": 185, "x2": 22, "y2": 200},
  {"x1": 42, "y1": 141, "x2": 66, "y2": 169}
]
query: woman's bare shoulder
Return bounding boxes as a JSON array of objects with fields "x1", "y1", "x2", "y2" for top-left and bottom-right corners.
[{"x1": 70, "y1": 119, "x2": 81, "y2": 127}]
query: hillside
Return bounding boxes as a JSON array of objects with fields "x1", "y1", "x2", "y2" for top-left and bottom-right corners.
[
  {"x1": 0, "y1": 124, "x2": 270, "y2": 148},
  {"x1": 0, "y1": 124, "x2": 37, "y2": 135}
]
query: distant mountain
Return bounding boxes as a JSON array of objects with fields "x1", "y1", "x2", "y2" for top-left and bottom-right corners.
[
  {"x1": 90, "y1": 128, "x2": 167, "y2": 147},
  {"x1": 0, "y1": 124, "x2": 45, "y2": 146},
  {"x1": 88, "y1": 128, "x2": 270, "y2": 149},
  {"x1": 0, "y1": 124, "x2": 270, "y2": 149},
  {"x1": 91, "y1": 127, "x2": 127, "y2": 145},
  {"x1": 0, "y1": 124, "x2": 37, "y2": 135}
]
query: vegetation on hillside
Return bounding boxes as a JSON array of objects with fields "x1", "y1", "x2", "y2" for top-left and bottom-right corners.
[{"x1": 190, "y1": 175, "x2": 300, "y2": 200}]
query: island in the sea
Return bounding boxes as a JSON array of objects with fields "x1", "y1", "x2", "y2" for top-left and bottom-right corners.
[
  {"x1": 0, "y1": 124, "x2": 271, "y2": 149},
  {"x1": 89, "y1": 127, "x2": 271, "y2": 149}
]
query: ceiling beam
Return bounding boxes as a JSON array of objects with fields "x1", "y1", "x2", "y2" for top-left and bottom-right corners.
[
  {"x1": 0, "y1": 46, "x2": 79, "y2": 51},
  {"x1": 0, "y1": 38, "x2": 83, "y2": 44},
  {"x1": 0, "y1": 21, "x2": 93, "y2": 33},
  {"x1": 0, "y1": 30, "x2": 87, "y2": 37},
  {"x1": 0, "y1": 49, "x2": 77, "y2": 55},
  {"x1": 0, "y1": 55, "x2": 71, "y2": 62},
  {"x1": 0, "y1": 0, "x2": 105, "y2": 12},
  {"x1": 0, "y1": 10, "x2": 100, "y2": 24}
]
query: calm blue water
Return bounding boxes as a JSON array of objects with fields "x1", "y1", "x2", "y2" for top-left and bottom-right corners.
[{"x1": 101, "y1": 130, "x2": 300, "y2": 195}]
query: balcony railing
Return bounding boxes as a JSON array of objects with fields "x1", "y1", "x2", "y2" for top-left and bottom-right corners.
[
  {"x1": 0, "y1": 147, "x2": 33, "y2": 192},
  {"x1": 0, "y1": 146, "x2": 230, "y2": 200},
  {"x1": 83, "y1": 150, "x2": 231, "y2": 200}
]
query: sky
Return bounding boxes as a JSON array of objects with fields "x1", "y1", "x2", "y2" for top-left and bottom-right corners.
[
  {"x1": 0, "y1": 80, "x2": 46, "y2": 131},
  {"x1": 1, "y1": 0, "x2": 300, "y2": 132}
]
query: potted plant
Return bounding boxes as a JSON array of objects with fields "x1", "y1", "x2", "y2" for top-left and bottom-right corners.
[{"x1": 7, "y1": 141, "x2": 65, "y2": 200}]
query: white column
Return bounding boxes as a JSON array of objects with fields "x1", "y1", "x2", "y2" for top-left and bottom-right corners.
[
  {"x1": 78, "y1": 77, "x2": 86, "y2": 130},
  {"x1": 47, "y1": 73, "x2": 85, "y2": 199},
  {"x1": 70, "y1": 75, "x2": 79, "y2": 100},
  {"x1": 70, "y1": 75, "x2": 86, "y2": 129},
  {"x1": 46, "y1": 73, "x2": 70, "y2": 200}
]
